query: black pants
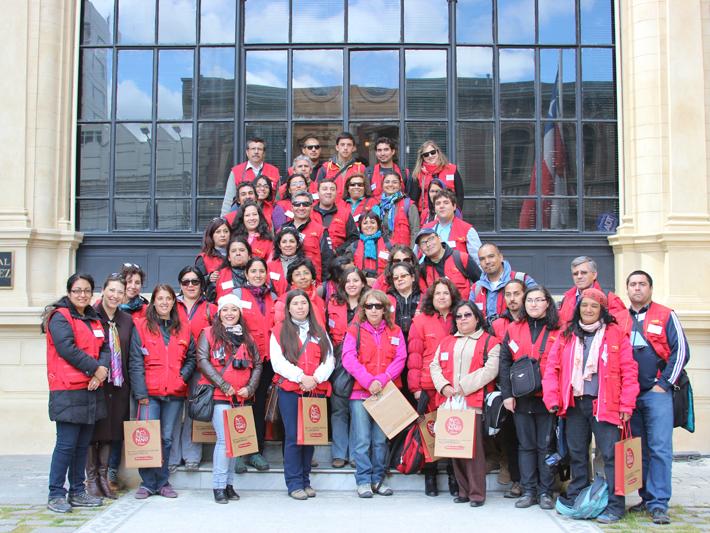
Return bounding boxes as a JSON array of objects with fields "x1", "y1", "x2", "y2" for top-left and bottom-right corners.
[
  {"x1": 497, "y1": 415, "x2": 520, "y2": 482},
  {"x1": 565, "y1": 396, "x2": 623, "y2": 517},
  {"x1": 513, "y1": 411, "x2": 554, "y2": 495},
  {"x1": 252, "y1": 360, "x2": 274, "y2": 452}
]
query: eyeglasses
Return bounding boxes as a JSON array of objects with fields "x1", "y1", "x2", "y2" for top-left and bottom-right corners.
[
  {"x1": 255, "y1": 183, "x2": 270, "y2": 188},
  {"x1": 70, "y1": 288, "x2": 93, "y2": 295},
  {"x1": 290, "y1": 181, "x2": 307, "y2": 187},
  {"x1": 180, "y1": 279, "x2": 201, "y2": 287},
  {"x1": 421, "y1": 149, "x2": 438, "y2": 158},
  {"x1": 393, "y1": 257, "x2": 414, "y2": 264},
  {"x1": 304, "y1": 144, "x2": 320, "y2": 150},
  {"x1": 455, "y1": 312, "x2": 474, "y2": 320},
  {"x1": 292, "y1": 201, "x2": 312, "y2": 208},
  {"x1": 526, "y1": 297, "x2": 547, "y2": 304},
  {"x1": 348, "y1": 182, "x2": 365, "y2": 187},
  {"x1": 392, "y1": 274, "x2": 412, "y2": 281},
  {"x1": 419, "y1": 236, "x2": 439, "y2": 248},
  {"x1": 364, "y1": 303, "x2": 385, "y2": 310}
]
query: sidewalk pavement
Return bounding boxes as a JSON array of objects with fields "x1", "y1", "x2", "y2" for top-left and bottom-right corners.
[{"x1": 1, "y1": 455, "x2": 709, "y2": 532}]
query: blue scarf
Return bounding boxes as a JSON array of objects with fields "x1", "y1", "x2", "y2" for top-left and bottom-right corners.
[
  {"x1": 380, "y1": 192, "x2": 404, "y2": 231},
  {"x1": 347, "y1": 197, "x2": 363, "y2": 215},
  {"x1": 359, "y1": 231, "x2": 382, "y2": 260},
  {"x1": 119, "y1": 295, "x2": 145, "y2": 314}
]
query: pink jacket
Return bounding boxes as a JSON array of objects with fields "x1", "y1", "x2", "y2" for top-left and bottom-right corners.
[
  {"x1": 342, "y1": 321, "x2": 407, "y2": 400},
  {"x1": 542, "y1": 323, "x2": 639, "y2": 426}
]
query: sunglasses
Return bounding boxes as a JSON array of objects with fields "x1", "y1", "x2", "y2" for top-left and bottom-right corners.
[
  {"x1": 180, "y1": 279, "x2": 201, "y2": 286},
  {"x1": 455, "y1": 312, "x2": 474, "y2": 320},
  {"x1": 123, "y1": 262, "x2": 141, "y2": 269},
  {"x1": 292, "y1": 201, "x2": 312, "y2": 208},
  {"x1": 421, "y1": 149, "x2": 438, "y2": 158},
  {"x1": 364, "y1": 303, "x2": 385, "y2": 310},
  {"x1": 392, "y1": 274, "x2": 412, "y2": 281},
  {"x1": 348, "y1": 182, "x2": 365, "y2": 187},
  {"x1": 304, "y1": 144, "x2": 320, "y2": 150}
]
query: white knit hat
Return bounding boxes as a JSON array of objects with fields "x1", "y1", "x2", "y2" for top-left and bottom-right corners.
[{"x1": 217, "y1": 294, "x2": 242, "y2": 313}]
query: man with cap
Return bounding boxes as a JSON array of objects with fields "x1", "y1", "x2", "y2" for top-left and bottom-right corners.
[
  {"x1": 422, "y1": 190, "x2": 481, "y2": 259},
  {"x1": 416, "y1": 228, "x2": 480, "y2": 299}
]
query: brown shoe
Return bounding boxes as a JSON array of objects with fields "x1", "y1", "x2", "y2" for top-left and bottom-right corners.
[
  {"x1": 331, "y1": 458, "x2": 347, "y2": 468},
  {"x1": 97, "y1": 444, "x2": 117, "y2": 499},
  {"x1": 85, "y1": 445, "x2": 103, "y2": 498}
]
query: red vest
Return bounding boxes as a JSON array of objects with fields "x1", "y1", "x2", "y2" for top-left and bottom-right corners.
[
  {"x1": 369, "y1": 164, "x2": 406, "y2": 199},
  {"x1": 417, "y1": 163, "x2": 457, "y2": 212},
  {"x1": 407, "y1": 313, "x2": 452, "y2": 392},
  {"x1": 197, "y1": 253, "x2": 225, "y2": 276},
  {"x1": 505, "y1": 321, "x2": 559, "y2": 394},
  {"x1": 248, "y1": 235, "x2": 274, "y2": 261},
  {"x1": 436, "y1": 332, "x2": 499, "y2": 408},
  {"x1": 177, "y1": 300, "x2": 216, "y2": 342},
  {"x1": 558, "y1": 281, "x2": 628, "y2": 326},
  {"x1": 296, "y1": 219, "x2": 326, "y2": 283},
  {"x1": 272, "y1": 324, "x2": 332, "y2": 396},
  {"x1": 197, "y1": 327, "x2": 254, "y2": 401},
  {"x1": 260, "y1": 200, "x2": 274, "y2": 230},
  {"x1": 346, "y1": 197, "x2": 379, "y2": 224},
  {"x1": 619, "y1": 302, "x2": 672, "y2": 362},
  {"x1": 353, "y1": 238, "x2": 390, "y2": 278},
  {"x1": 319, "y1": 160, "x2": 367, "y2": 195},
  {"x1": 347, "y1": 323, "x2": 403, "y2": 394},
  {"x1": 135, "y1": 318, "x2": 192, "y2": 397},
  {"x1": 491, "y1": 316, "x2": 511, "y2": 340},
  {"x1": 231, "y1": 161, "x2": 280, "y2": 189},
  {"x1": 326, "y1": 300, "x2": 354, "y2": 347},
  {"x1": 311, "y1": 204, "x2": 350, "y2": 250},
  {"x1": 238, "y1": 288, "x2": 275, "y2": 361},
  {"x1": 471, "y1": 272, "x2": 524, "y2": 320},
  {"x1": 46, "y1": 308, "x2": 104, "y2": 391},
  {"x1": 421, "y1": 252, "x2": 475, "y2": 301},
  {"x1": 266, "y1": 259, "x2": 288, "y2": 296},
  {"x1": 423, "y1": 217, "x2": 471, "y2": 255},
  {"x1": 215, "y1": 267, "x2": 245, "y2": 300},
  {"x1": 384, "y1": 198, "x2": 412, "y2": 247}
]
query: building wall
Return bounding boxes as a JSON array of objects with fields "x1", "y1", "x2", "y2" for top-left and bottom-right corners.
[{"x1": 0, "y1": 0, "x2": 708, "y2": 454}]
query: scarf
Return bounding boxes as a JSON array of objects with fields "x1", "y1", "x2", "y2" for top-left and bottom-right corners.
[
  {"x1": 571, "y1": 321, "x2": 606, "y2": 397},
  {"x1": 244, "y1": 284, "x2": 269, "y2": 314},
  {"x1": 119, "y1": 295, "x2": 144, "y2": 313},
  {"x1": 215, "y1": 246, "x2": 227, "y2": 258},
  {"x1": 359, "y1": 230, "x2": 382, "y2": 260},
  {"x1": 231, "y1": 266, "x2": 247, "y2": 288},
  {"x1": 280, "y1": 254, "x2": 298, "y2": 274},
  {"x1": 380, "y1": 192, "x2": 403, "y2": 231},
  {"x1": 291, "y1": 317, "x2": 311, "y2": 344},
  {"x1": 346, "y1": 196, "x2": 364, "y2": 215},
  {"x1": 423, "y1": 162, "x2": 441, "y2": 175},
  {"x1": 108, "y1": 320, "x2": 124, "y2": 387}
]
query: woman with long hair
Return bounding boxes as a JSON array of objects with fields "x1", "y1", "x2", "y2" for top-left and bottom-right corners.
[
  {"x1": 379, "y1": 171, "x2": 420, "y2": 248},
  {"x1": 267, "y1": 227, "x2": 305, "y2": 297},
  {"x1": 196, "y1": 294, "x2": 262, "y2": 503},
  {"x1": 230, "y1": 200, "x2": 274, "y2": 261},
  {"x1": 213, "y1": 236, "x2": 252, "y2": 300},
  {"x1": 253, "y1": 175, "x2": 275, "y2": 228},
  {"x1": 272, "y1": 257, "x2": 326, "y2": 327},
  {"x1": 386, "y1": 261, "x2": 421, "y2": 343},
  {"x1": 349, "y1": 211, "x2": 391, "y2": 285},
  {"x1": 195, "y1": 217, "x2": 231, "y2": 288},
  {"x1": 270, "y1": 289, "x2": 334, "y2": 500},
  {"x1": 129, "y1": 284, "x2": 196, "y2": 499},
  {"x1": 372, "y1": 244, "x2": 418, "y2": 292},
  {"x1": 412, "y1": 140, "x2": 464, "y2": 214}
]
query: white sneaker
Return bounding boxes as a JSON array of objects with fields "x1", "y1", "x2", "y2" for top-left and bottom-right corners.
[
  {"x1": 372, "y1": 482, "x2": 394, "y2": 496},
  {"x1": 357, "y1": 484, "x2": 373, "y2": 498}
]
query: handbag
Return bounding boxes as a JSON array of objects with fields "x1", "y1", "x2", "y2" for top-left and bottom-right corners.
[
  {"x1": 510, "y1": 328, "x2": 550, "y2": 398},
  {"x1": 188, "y1": 351, "x2": 236, "y2": 422},
  {"x1": 264, "y1": 383, "x2": 280, "y2": 423},
  {"x1": 672, "y1": 369, "x2": 695, "y2": 432},
  {"x1": 330, "y1": 328, "x2": 360, "y2": 399}
]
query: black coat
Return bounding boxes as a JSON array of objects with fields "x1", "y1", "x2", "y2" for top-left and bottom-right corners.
[{"x1": 46, "y1": 298, "x2": 110, "y2": 424}]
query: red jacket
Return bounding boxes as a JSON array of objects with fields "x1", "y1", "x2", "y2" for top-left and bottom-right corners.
[
  {"x1": 346, "y1": 323, "x2": 403, "y2": 394},
  {"x1": 369, "y1": 163, "x2": 406, "y2": 199},
  {"x1": 471, "y1": 271, "x2": 527, "y2": 321},
  {"x1": 238, "y1": 287, "x2": 275, "y2": 361},
  {"x1": 558, "y1": 281, "x2": 628, "y2": 326},
  {"x1": 46, "y1": 308, "x2": 104, "y2": 391},
  {"x1": 248, "y1": 235, "x2": 274, "y2": 261},
  {"x1": 542, "y1": 324, "x2": 639, "y2": 426},
  {"x1": 383, "y1": 198, "x2": 413, "y2": 247},
  {"x1": 421, "y1": 251, "x2": 476, "y2": 301},
  {"x1": 505, "y1": 320, "x2": 560, "y2": 397},
  {"x1": 295, "y1": 218, "x2": 326, "y2": 283},
  {"x1": 352, "y1": 237, "x2": 390, "y2": 278},
  {"x1": 423, "y1": 217, "x2": 472, "y2": 255},
  {"x1": 417, "y1": 163, "x2": 458, "y2": 212},
  {"x1": 318, "y1": 160, "x2": 367, "y2": 195},
  {"x1": 407, "y1": 312, "x2": 453, "y2": 393},
  {"x1": 272, "y1": 324, "x2": 331, "y2": 396},
  {"x1": 196, "y1": 253, "x2": 224, "y2": 276},
  {"x1": 266, "y1": 259, "x2": 288, "y2": 297},
  {"x1": 326, "y1": 300, "x2": 355, "y2": 347},
  {"x1": 177, "y1": 299, "x2": 216, "y2": 343},
  {"x1": 215, "y1": 267, "x2": 245, "y2": 300},
  {"x1": 260, "y1": 200, "x2": 274, "y2": 229},
  {"x1": 135, "y1": 318, "x2": 192, "y2": 398},
  {"x1": 491, "y1": 316, "x2": 512, "y2": 340},
  {"x1": 272, "y1": 287, "x2": 326, "y2": 329},
  {"x1": 617, "y1": 301, "x2": 672, "y2": 362},
  {"x1": 311, "y1": 204, "x2": 350, "y2": 250},
  {"x1": 198, "y1": 327, "x2": 254, "y2": 402},
  {"x1": 231, "y1": 161, "x2": 280, "y2": 189},
  {"x1": 345, "y1": 197, "x2": 379, "y2": 224}
]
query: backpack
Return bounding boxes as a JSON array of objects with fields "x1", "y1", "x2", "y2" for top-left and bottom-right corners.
[
  {"x1": 555, "y1": 475, "x2": 608, "y2": 519},
  {"x1": 395, "y1": 424, "x2": 426, "y2": 475},
  {"x1": 483, "y1": 390, "x2": 507, "y2": 437},
  {"x1": 673, "y1": 369, "x2": 695, "y2": 433}
]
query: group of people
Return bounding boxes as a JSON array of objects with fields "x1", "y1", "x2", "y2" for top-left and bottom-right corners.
[{"x1": 43, "y1": 133, "x2": 689, "y2": 527}]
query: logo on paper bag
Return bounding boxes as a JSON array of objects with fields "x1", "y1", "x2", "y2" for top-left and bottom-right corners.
[
  {"x1": 132, "y1": 427, "x2": 151, "y2": 447},
  {"x1": 234, "y1": 415, "x2": 247, "y2": 434},
  {"x1": 426, "y1": 420, "x2": 436, "y2": 437},
  {"x1": 625, "y1": 448, "x2": 635, "y2": 469},
  {"x1": 445, "y1": 416, "x2": 463, "y2": 435},
  {"x1": 309, "y1": 404, "x2": 321, "y2": 423}
]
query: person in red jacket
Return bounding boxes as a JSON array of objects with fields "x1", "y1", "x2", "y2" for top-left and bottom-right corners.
[
  {"x1": 230, "y1": 201, "x2": 274, "y2": 261},
  {"x1": 119, "y1": 263, "x2": 148, "y2": 321},
  {"x1": 315, "y1": 131, "x2": 367, "y2": 194},
  {"x1": 195, "y1": 218, "x2": 230, "y2": 290},
  {"x1": 196, "y1": 293, "x2": 262, "y2": 503},
  {"x1": 341, "y1": 173, "x2": 380, "y2": 223},
  {"x1": 379, "y1": 172, "x2": 420, "y2": 248},
  {"x1": 43, "y1": 273, "x2": 110, "y2": 513},
  {"x1": 129, "y1": 284, "x2": 197, "y2": 500},
  {"x1": 407, "y1": 278, "x2": 462, "y2": 497},
  {"x1": 212, "y1": 236, "x2": 252, "y2": 301},
  {"x1": 423, "y1": 189, "x2": 480, "y2": 258},
  {"x1": 498, "y1": 286, "x2": 560, "y2": 510},
  {"x1": 267, "y1": 227, "x2": 305, "y2": 297},
  {"x1": 254, "y1": 176, "x2": 275, "y2": 229},
  {"x1": 350, "y1": 211, "x2": 391, "y2": 285},
  {"x1": 430, "y1": 301, "x2": 500, "y2": 507},
  {"x1": 543, "y1": 288, "x2": 639, "y2": 524},
  {"x1": 312, "y1": 178, "x2": 358, "y2": 253},
  {"x1": 417, "y1": 228, "x2": 480, "y2": 299},
  {"x1": 412, "y1": 140, "x2": 464, "y2": 213},
  {"x1": 270, "y1": 289, "x2": 334, "y2": 500}
]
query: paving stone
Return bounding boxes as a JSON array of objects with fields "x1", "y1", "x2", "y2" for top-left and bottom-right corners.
[{"x1": 32, "y1": 528, "x2": 78, "y2": 533}]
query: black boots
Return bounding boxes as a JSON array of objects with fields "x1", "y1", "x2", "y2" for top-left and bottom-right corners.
[
  {"x1": 446, "y1": 461, "x2": 459, "y2": 496},
  {"x1": 424, "y1": 473, "x2": 438, "y2": 496},
  {"x1": 213, "y1": 489, "x2": 228, "y2": 504},
  {"x1": 225, "y1": 485, "x2": 240, "y2": 500}
]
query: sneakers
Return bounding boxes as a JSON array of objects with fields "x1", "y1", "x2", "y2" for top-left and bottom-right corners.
[
  {"x1": 47, "y1": 497, "x2": 72, "y2": 513},
  {"x1": 651, "y1": 508, "x2": 671, "y2": 525},
  {"x1": 539, "y1": 493, "x2": 555, "y2": 510},
  {"x1": 357, "y1": 484, "x2": 373, "y2": 498},
  {"x1": 134, "y1": 487, "x2": 152, "y2": 499},
  {"x1": 504, "y1": 482, "x2": 523, "y2": 499},
  {"x1": 372, "y1": 483, "x2": 393, "y2": 496},
  {"x1": 234, "y1": 457, "x2": 248, "y2": 474},
  {"x1": 629, "y1": 501, "x2": 647, "y2": 513},
  {"x1": 213, "y1": 489, "x2": 228, "y2": 504},
  {"x1": 158, "y1": 484, "x2": 178, "y2": 498},
  {"x1": 184, "y1": 462, "x2": 200, "y2": 472},
  {"x1": 515, "y1": 494, "x2": 538, "y2": 508},
  {"x1": 68, "y1": 492, "x2": 102, "y2": 507},
  {"x1": 225, "y1": 485, "x2": 240, "y2": 501},
  {"x1": 289, "y1": 489, "x2": 308, "y2": 500},
  {"x1": 247, "y1": 453, "x2": 270, "y2": 471},
  {"x1": 596, "y1": 513, "x2": 622, "y2": 524},
  {"x1": 168, "y1": 464, "x2": 179, "y2": 474},
  {"x1": 304, "y1": 486, "x2": 316, "y2": 498}
]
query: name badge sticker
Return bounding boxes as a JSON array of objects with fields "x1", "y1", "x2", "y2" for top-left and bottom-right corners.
[
  {"x1": 440, "y1": 351, "x2": 449, "y2": 361},
  {"x1": 312, "y1": 193, "x2": 319, "y2": 201},
  {"x1": 475, "y1": 302, "x2": 484, "y2": 311},
  {"x1": 371, "y1": 183, "x2": 377, "y2": 191},
  {"x1": 378, "y1": 251, "x2": 390, "y2": 261},
  {"x1": 328, "y1": 318, "x2": 336, "y2": 328},
  {"x1": 391, "y1": 336, "x2": 400, "y2": 346},
  {"x1": 647, "y1": 324, "x2": 663, "y2": 335},
  {"x1": 445, "y1": 174, "x2": 455, "y2": 182},
  {"x1": 446, "y1": 240, "x2": 456, "y2": 248},
  {"x1": 141, "y1": 347, "x2": 149, "y2": 356},
  {"x1": 508, "y1": 340, "x2": 519, "y2": 353},
  {"x1": 354, "y1": 214, "x2": 361, "y2": 222},
  {"x1": 284, "y1": 210, "x2": 294, "y2": 218},
  {"x1": 221, "y1": 280, "x2": 234, "y2": 290},
  {"x1": 237, "y1": 299, "x2": 252, "y2": 310},
  {"x1": 93, "y1": 329, "x2": 105, "y2": 338},
  {"x1": 269, "y1": 272, "x2": 281, "y2": 281}
]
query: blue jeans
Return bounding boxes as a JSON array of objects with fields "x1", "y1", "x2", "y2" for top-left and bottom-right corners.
[
  {"x1": 330, "y1": 393, "x2": 350, "y2": 460},
  {"x1": 48, "y1": 421, "x2": 95, "y2": 499},
  {"x1": 136, "y1": 397, "x2": 183, "y2": 493},
  {"x1": 349, "y1": 400, "x2": 387, "y2": 486},
  {"x1": 211, "y1": 403, "x2": 236, "y2": 489},
  {"x1": 631, "y1": 389, "x2": 673, "y2": 512},
  {"x1": 278, "y1": 389, "x2": 314, "y2": 494},
  {"x1": 169, "y1": 404, "x2": 203, "y2": 465},
  {"x1": 108, "y1": 439, "x2": 123, "y2": 470}
]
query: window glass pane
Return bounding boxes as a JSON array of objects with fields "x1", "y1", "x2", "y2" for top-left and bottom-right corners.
[
  {"x1": 542, "y1": 122, "x2": 577, "y2": 195},
  {"x1": 456, "y1": 122, "x2": 494, "y2": 196},
  {"x1": 78, "y1": 200, "x2": 109, "y2": 232},
  {"x1": 156, "y1": 123, "x2": 192, "y2": 197},
  {"x1": 115, "y1": 124, "x2": 151, "y2": 196},
  {"x1": 457, "y1": 47, "x2": 493, "y2": 119},
  {"x1": 199, "y1": 47, "x2": 235, "y2": 119},
  {"x1": 198, "y1": 122, "x2": 233, "y2": 195},
  {"x1": 348, "y1": 0, "x2": 400, "y2": 43},
  {"x1": 404, "y1": 0, "x2": 448, "y2": 43},
  {"x1": 541, "y1": 49, "x2": 575, "y2": 118},
  {"x1": 200, "y1": 0, "x2": 235, "y2": 44},
  {"x1": 80, "y1": 49, "x2": 112, "y2": 121},
  {"x1": 405, "y1": 49, "x2": 446, "y2": 119},
  {"x1": 117, "y1": 0, "x2": 155, "y2": 44},
  {"x1": 350, "y1": 51, "x2": 399, "y2": 119},
  {"x1": 500, "y1": 122, "x2": 534, "y2": 195},
  {"x1": 116, "y1": 50, "x2": 153, "y2": 120},
  {"x1": 462, "y1": 199, "x2": 494, "y2": 232},
  {"x1": 349, "y1": 123, "x2": 400, "y2": 169},
  {"x1": 584, "y1": 198, "x2": 618, "y2": 232},
  {"x1": 293, "y1": 0, "x2": 343, "y2": 43},
  {"x1": 405, "y1": 122, "x2": 447, "y2": 172},
  {"x1": 497, "y1": 0, "x2": 534, "y2": 44},
  {"x1": 197, "y1": 199, "x2": 222, "y2": 229},
  {"x1": 583, "y1": 123, "x2": 617, "y2": 196},
  {"x1": 158, "y1": 50, "x2": 193, "y2": 120},
  {"x1": 78, "y1": 124, "x2": 111, "y2": 196},
  {"x1": 244, "y1": 0, "x2": 288, "y2": 43},
  {"x1": 156, "y1": 199, "x2": 191, "y2": 230},
  {"x1": 82, "y1": 0, "x2": 114, "y2": 44},
  {"x1": 499, "y1": 48, "x2": 534, "y2": 118},
  {"x1": 502, "y1": 198, "x2": 535, "y2": 230},
  {"x1": 292, "y1": 123, "x2": 345, "y2": 166},
  {"x1": 538, "y1": 0, "x2": 575, "y2": 44},
  {"x1": 114, "y1": 198, "x2": 150, "y2": 230},
  {"x1": 457, "y1": 0, "x2": 492, "y2": 44},
  {"x1": 542, "y1": 197, "x2": 577, "y2": 230},
  {"x1": 581, "y1": 0, "x2": 613, "y2": 44},
  {"x1": 158, "y1": 0, "x2": 195, "y2": 43},
  {"x1": 246, "y1": 51, "x2": 287, "y2": 119},
  {"x1": 293, "y1": 50, "x2": 343, "y2": 119},
  {"x1": 245, "y1": 123, "x2": 288, "y2": 178},
  {"x1": 582, "y1": 48, "x2": 615, "y2": 119}
]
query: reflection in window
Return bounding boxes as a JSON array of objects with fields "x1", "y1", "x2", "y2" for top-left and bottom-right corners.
[
  {"x1": 158, "y1": 50, "x2": 193, "y2": 120},
  {"x1": 200, "y1": 0, "x2": 235, "y2": 44},
  {"x1": 542, "y1": 198, "x2": 577, "y2": 230},
  {"x1": 538, "y1": 0, "x2": 575, "y2": 44},
  {"x1": 198, "y1": 47, "x2": 235, "y2": 119},
  {"x1": 502, "y1": 198, "x2": 534, "y2": 230},
  {"x1": 581, "y1": 0, "x2": 613, "y2": 44},
  {"x1": 114, "y1": 198, "x2": 150, "y2": 230},
  {"x1": 500, "y1": 122, "x2": 534, "y2": 195},
  {"x1": 348, "y1": 0, "x2": 400, "y2": 42},
  {"x1": 583, "y1": 123, "x2": 617, "y2": 197},
  {"x1": 350, "y1": 51, "x2": 399, "y2": 119},
  {"x1": 245, "y1": 123, "x2": 288, "y2": 176},
  {"x1": 349, "y1": 123, "x2": 400, "y2": 168},
  {"x1": 78, "y1": 124, "x2": 111, "y2": 197},
  {"x1": 499, "y1": 48, "x2": 534, "y2": 118},
  {"x1": 584, "y1": 198, "x2": 618, "y2": 232},
  {"x1": 82, "y1": 0, "x2": 114, "y2": 44},
  {"x1": 117, "y1": 0, "x2": 155, "y2": 44},
  {"x1": 404, "y1": 0, "x2": 448, "y2": 43},
  {"x1": 156, "y1": 124, "x2": 192, "y2": 197},
  {"x1": 293, "y1": 50, "x2": 343, "y2": 119},
  {"x1": 197, "y1": 122, "x2": 233, "y2": 196},
  {"x1": 542, "y1": 122, "x2": 577, "y2": 196},
  {"x1": 80, "y1": 49, "x2": 112, "y2": 121},
  {"x1": 116, "y1": 50, "x2": 153, "y2": 120},
  {"x1": 246, "y1": 51, "x2": 287, "y2": 119},
  {"x1": 292, "y1": 123, "x2": 343, "y2": 163},
  {"x1": 405, "y1": 122, "x2": 447, "y2": 171},
  {"x1": 456, "y1": 122, "x2": 494, "y2": 196},
  {"x1": 406, "y1": 49, "x2": 447, "y2": 119},
  {"x1": 457, "y1": 47, "x2": 493, "y2": 119},
  {"x1": 293, "y1": 0, "x2": 343, "y2": 42},
  {"x1": 582, "y1": 48, "x2": 615, "y2": 119},
  {"x1": 462, "y1": 199, "x2": 494, "y2": 232},
  {"x1": 541, "y1": 49, "x2": 576, "y2": 118},
  {"x1": 115, "y1": 124, "x2": 152, "y2": 196},
  {"x1": 457, "y1": 0, "x2": 492, "y2": 44},
  {"x1": 158, "y1": 0, "x2": 196, "y2": 44},
  {"x1": 78, "y1": 200, "x2": 109, "y2": 232},
  {"x1": 497, "y1": 0, "x2": 534, "y2": 44},
  {"x1": 245, "y1": 0, "x2": 288, "y2": 43},
  {"x1": 156, "y1": 199, "x2": 191, "y2": 230}
]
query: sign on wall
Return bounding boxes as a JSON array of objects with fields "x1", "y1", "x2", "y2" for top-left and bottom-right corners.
[{"x1": 0, "y1": 252, "x2": 13, "y2": 289}]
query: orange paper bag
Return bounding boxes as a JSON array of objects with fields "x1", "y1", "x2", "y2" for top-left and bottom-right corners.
[
  {"x1": 363, "y1": 381, "x2": 418, "y2": 439},
  {"x1": 434, "y1": 396, "x2": 476, "y2": 459},
  {"x1": 419, "y1": 411, "x2": 440, "y2": 462},
  {"x1": 297, "y1": 396, "x2": 329, "y2": 445},
  {"x1": 123, "y1": 406, "x2": 162, "y2": 468},
  {"x1": 223, "y1": 405, "x2": 258, "y2": 458},
  {"x1": 192, "y1": 419, "x2": 217, "y2": 443},
  {"x1": 614, "y1": 423, "x2": 643, "y2": 496}
]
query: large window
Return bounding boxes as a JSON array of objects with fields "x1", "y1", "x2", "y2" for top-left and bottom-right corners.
[{"x1": 78, "y1": 0, "x2": 617, "y2": 234}]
